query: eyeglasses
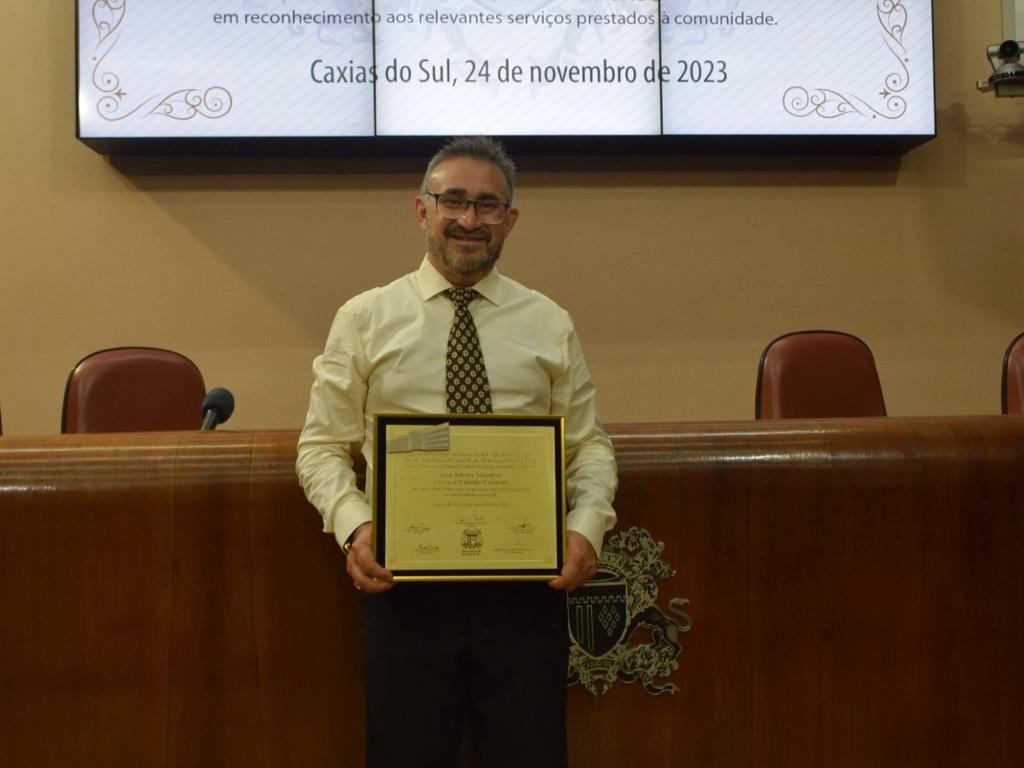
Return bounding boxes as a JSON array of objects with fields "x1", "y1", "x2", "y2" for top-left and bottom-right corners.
[{"x1": 425, "y1": 192, "x2": 511, "y2": 224}]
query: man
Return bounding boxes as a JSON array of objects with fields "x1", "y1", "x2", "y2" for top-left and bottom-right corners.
[{"x1": 297, "y1": 137, "x2": 617, "y2": 767}]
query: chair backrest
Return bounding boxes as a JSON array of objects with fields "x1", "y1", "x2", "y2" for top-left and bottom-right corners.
[
  {"x1": 756, "y1": 330, "x2": 887, "y2": 419},
  {"x1": 61, "y1": 347, "x2": 206, "y2": 433},
  {"x1": 1003, "y1": 332, "x2": 1024, "y2": 415}
]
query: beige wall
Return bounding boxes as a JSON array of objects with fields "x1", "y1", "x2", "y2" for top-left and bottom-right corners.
[{"x1": 2, "y1": 3, "x2": 1022, "y2": 436}]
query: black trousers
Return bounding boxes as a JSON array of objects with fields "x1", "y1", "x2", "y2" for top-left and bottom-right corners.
[{"x1": 360, "y1": 582, "x2": 569, "y2": 768}]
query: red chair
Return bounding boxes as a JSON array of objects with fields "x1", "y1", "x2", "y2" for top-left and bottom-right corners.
[
  {"x1": 756, "y1": 330, "x2": 886, "y2": 419},
  {"x1": 61, "y1": 347, "x2": 206, "y2": 433},
  {"x1": 1002, "y1": 332, "x2": 1024, "y2": 415}
]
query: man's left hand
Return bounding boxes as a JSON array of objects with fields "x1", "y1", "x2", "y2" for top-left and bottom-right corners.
[{"x1": 548, "y1": 531, "x2": 598, "y2": 592}]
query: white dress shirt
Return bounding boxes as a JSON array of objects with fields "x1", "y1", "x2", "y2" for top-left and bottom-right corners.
[{"x1": 296, "y1": 257, "x2": 617, "y2": 555}]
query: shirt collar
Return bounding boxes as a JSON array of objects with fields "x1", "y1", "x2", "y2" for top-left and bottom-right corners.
[{"x1": 416, "y1": 256, "x2": 503, "y2": 306}]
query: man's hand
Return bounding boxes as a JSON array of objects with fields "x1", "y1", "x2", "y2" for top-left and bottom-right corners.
[
  {"x1": 344, "y1": 522, "x2": 394, "y2": 593},
  {"x1": 548, "y1": 531, "x2": 598, "y2": 592}
]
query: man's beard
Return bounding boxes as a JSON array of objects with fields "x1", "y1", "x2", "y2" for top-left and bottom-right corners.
[{"x1": 427, "y1": 225, "x2": 502, "y2": 278}]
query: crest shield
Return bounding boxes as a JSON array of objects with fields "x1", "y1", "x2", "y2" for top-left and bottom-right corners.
[
  {"x1": 567, "y1": 527, "x2": 693, "y2": 695},
  {"x1": 567, "y1": 571, "x2": 628, "y2": 658}
]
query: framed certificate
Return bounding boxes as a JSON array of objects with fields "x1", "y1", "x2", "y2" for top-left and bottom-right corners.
[{"x1": 373, "y1": 414, "x2": 566, "y2": 581}]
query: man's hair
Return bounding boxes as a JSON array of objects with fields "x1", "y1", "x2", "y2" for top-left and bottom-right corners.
[{"x1": 420, "y1": 136, "x2": 517, "y2": 203}]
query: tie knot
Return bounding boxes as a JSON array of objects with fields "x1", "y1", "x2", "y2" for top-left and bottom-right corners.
[{"x1": 445, "y1": 287, "x2": 478, "y2": 307}]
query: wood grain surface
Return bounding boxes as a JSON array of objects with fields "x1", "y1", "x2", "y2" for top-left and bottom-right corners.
[{"x1": 2, "y1": 417, "x2": 1022, "y2": 767}]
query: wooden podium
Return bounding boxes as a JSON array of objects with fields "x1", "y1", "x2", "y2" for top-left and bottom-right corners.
[{"x1": 2, "y1": 417, "x2": 1022, "y2": 766}]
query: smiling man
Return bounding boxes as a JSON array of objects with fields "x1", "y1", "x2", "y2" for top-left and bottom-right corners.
[
  {"x1": 296, "y1": 137, "x2": 617, "y2": 768},
  {"x1": 418, "y1": 154, "x2": 516, "y2": 284}
]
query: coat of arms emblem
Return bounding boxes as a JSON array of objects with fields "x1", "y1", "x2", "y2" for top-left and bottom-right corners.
[
  {"x1": 568, "y1": 527, "x2": 692, "y2": 695},
  {"x1": 461, "y1": 527, "x2": 483, "y2": 553}
]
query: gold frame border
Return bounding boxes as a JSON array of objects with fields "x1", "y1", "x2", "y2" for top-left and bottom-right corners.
[{"x1": 373, "y1": 412, "x2": 567, "y2": 582}]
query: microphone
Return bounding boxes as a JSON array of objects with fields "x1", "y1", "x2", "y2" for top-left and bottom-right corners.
[{"x1": 200, "y1": 387, "x2": 235, "y2": 431}]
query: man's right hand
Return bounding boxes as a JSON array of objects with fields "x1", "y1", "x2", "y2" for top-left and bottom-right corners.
[{"x1": 345, "y1": 522, "x2": 394, "y2": 593}]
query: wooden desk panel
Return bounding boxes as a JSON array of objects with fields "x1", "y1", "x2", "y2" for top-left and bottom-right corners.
[{"x1": 2, "y1": 418, "x2": 1022, "y2": 767}]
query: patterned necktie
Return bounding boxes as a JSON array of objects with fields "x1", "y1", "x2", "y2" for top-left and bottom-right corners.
[{"x1": 444, "y1": 287, "x2": 492, "y2": 414}]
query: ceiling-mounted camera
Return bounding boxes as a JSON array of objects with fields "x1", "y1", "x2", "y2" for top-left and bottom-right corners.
[
  {"x1": 979, "y1": 0, "x2": 1024, "y2": 95},
  {"x1": 977, "y1": 39, "x2": 1024, "y2": 95}
]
